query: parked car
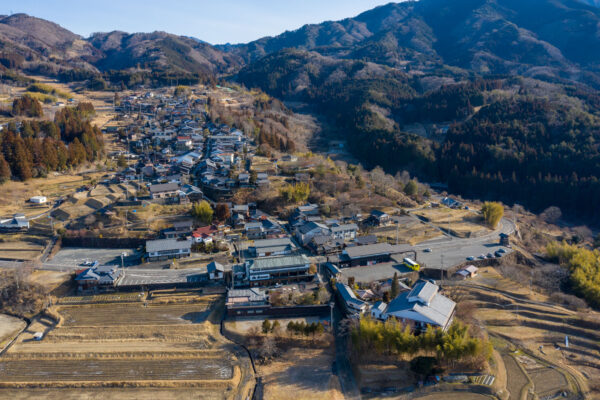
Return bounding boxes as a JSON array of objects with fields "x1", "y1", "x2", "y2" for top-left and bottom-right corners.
[
  {"x1": 486, "y1": 253, "x2": 494, "y2": 258},
  {"x1": 466, "y1": 256, "x2": 475, "y2": 261},
  {"x1": 497, "y1": 248, "x2": 506, "y2": 253},
  {"x1": 495, "y1": 251, "x2": 503, "y2": 258},
  {"x1": 478, "y1": 254, "x2": 486, "y2": 259},
  {"x1": 423, "y1": 248, "x2": 432, "y2": 253},
  {"x1": 81, "y1": 260, "x2": 98, "y2": 267}
]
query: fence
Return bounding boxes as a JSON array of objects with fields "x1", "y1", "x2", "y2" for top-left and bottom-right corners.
[{"x1": 61, "y1": 236, "x2": 148, "y2": 248}]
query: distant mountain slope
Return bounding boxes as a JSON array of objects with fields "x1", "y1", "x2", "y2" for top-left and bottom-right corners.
[
  {"x1": 226, "y1": 0, "x2": 600, "y2": 86},
  {"x1": 88, "y1": 31, "x2": 241, "y2": 74},
  {"x1": 0, "y1": 14, "x2": 241, "y2": 80}
]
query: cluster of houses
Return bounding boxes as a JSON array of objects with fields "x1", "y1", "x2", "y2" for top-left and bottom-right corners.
[{"x1": 109, "y1": 89, "x2": 265, "y2": 204}]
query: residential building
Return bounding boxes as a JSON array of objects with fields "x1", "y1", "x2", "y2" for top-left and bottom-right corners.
[
  {"x1": 245, "y1": 254, "x2": 311, "y2": 287},
  {"x1": 249, "y1": 237, "x2": 296, "y2": 257},
  {"x1": 383, "y1": 281, "x2": 456, "y2": 331},
  {"x1": 330, "y1": 223, "x2": 358, "y2": 240},
  {"x1": 335, "y1": 282, "x2": 368, "y2": 315},
  {"x1": 295, "y1": 221, "x2": 330, "y2": 245},
  {"x1": 226, "y1": 288, "x2": 269, "y2": 316},
  {"x1": 207, "y1": 261, "x2": 225, "y2": 280},
  {"x1": 149, "y1": 182, "x2": 180, "y2": 199},
  {"x1": 75, "y1": 265, "x2": 122, "y2": 290},
  {"x1": 146, "y1": 238, "x2": 192, "y2": 261}
]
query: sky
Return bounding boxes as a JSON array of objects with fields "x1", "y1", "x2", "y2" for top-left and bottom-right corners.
[{"x1": 0, "y1": 0, "x2": 395, "y2": 45}]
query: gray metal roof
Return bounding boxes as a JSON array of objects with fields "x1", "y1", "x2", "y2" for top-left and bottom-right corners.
[
  {"x1": 386, "y1": 282, "x2": 456, "y2": 328},
  {"x1": 149, "y1": 182, "x2": 179, "y2": 193},
  {"x1": 343, "y1": 243, "x2": 393, "y2": 259},
  {"x1": 335, "y1": 282, "x2": 366, "y2": 309},
  {"x1": 248, "y1": 255, "x2": 310, "y2": 272},
  {"x1": 331, "y1": 223, "x2": 358, "y2": 233},
  {"x1": 146, "y1": 238, "x2": 191, "y2": 252},
  {"x1": 252, "y1": 237, "x2": 294, "y2": 249}
]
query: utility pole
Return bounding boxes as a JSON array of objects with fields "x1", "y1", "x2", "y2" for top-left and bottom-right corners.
[
  {"x1": 330, "y1": 301, "x2": 335, "y2": 333},
  {"x1": 441, "y1": 254, "x2": 444, "y2": 283}
]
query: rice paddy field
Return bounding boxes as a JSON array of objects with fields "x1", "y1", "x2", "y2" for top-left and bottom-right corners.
[{"x1": 0, "y1": 295, "x2": 254, "y2": 399}]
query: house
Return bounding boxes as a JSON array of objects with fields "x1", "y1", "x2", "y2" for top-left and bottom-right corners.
[
  {"x1": 192, "y1": 225, "x2": 218, "y2": 243},
  {"x1": 354, "y1": 235, "x2": 378, "y2": 246},
  {"x1": 249, "y1": 237, "x2": 296, "y2": 257},
  {"x1": 149, "y1": 182, "x2": 180, "y2": 199},
  {"x1": 383, "y1": 281, "x2": 456, "y2": 331},
  {"x1": 244, "y1": 221, "x2": 264, "y2": 239},
  {"x1": 370, "y1": 301, "x2": 387, "y2": 320},
  {"x1": 207, "y1": 261, "x2": 225, "y2": 280},
  {"x1": 338, "y1": 243, "x2": 394, "y2": 268},
  {"x1": 74, "y1": 265, "x2": 122, "y2": 290},
  {"x1": 245, "y1": 254, "x2": 312, "y2": 287},
  {"x1": 308, "y1": 235, "x2": 344, "y2": 255},
  {"x1": 335, "y1": 282, "x2": 368, "y2": 315},
  {"x1": 367, "y1": 210, "x2": 391, "y2": 226},
  {"x1": 256, "y1": 173, "x2": 269, "y2": 186},
  {"x1": 295, "y1": 221, "x2": 330, "y2": 246},
  {"x1": 330, "y1": 223, "x2": 358, "y2": 240},
  {"x1": 323, "y1": 262, "x2": 341, "y2": 280},
  {"x1": 0, "y1": 214, "x2": 29, "y2": 232},
  {"x1": 455, "y1": 265, "x2": 478, "y2": 279},
  {"x1": 146, "y1": 238, "x2": 192, "y2": 261}
]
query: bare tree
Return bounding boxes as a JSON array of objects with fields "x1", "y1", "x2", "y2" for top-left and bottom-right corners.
[
  {"x1": 258, "y1": 336, "x2": 278, "y2": 362},
  {"x1": 540, "y1": 206, "x2": 562, "y2": 224}
]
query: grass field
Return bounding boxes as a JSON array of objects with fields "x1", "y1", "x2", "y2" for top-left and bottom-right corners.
[
  {"x1": 0, "y1": 295, "x2": 253, "y2": 399},
  {"x1": 412, "y1": 207, "x2": 489, "y2": 238}
]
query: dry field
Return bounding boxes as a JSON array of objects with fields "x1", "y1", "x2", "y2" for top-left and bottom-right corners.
[
  {"x1": 258, "y1": 347, "x2": 343, "y2": 400},
  {"x1": 0, "y1": 314, "x2": 26, "y2": 350},
  {"x1": 412, "y1": 207, "x2": 489, "y2": 238},
  {"x1": 0, "y1": 295, "x2": 254, "y2": 399},
  {"x1": 0, "y1": 172, "x2": 106, "y2": 219},
  {"x1": 372, "y1": 216, "x2": 442, "y2": 245},
  {"x1": 447, "y1": 267, "x2": 591, "y2": 398}
]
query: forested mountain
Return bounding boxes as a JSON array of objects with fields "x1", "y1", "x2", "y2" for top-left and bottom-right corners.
[
  {"x1": 234, "y1": 0, "x2": 600, "y2": 220},
  {"x1": 226, "y1": 0, "x2": 600, "y2": 87}
]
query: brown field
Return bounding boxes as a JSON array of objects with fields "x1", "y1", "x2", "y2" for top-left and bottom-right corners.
[
  {"x1": 258, "y1": 347, "x2": 343, "y2": 400},
  {"x1": 0, "y1": 314, "x2": 26, "y2": 349},
  {"x1": 413, "y1": 394, "x2": 494, "y2": 400},
  {"x1": 0, "y1": 295, "x2": 254, "y2": 399},
  {"x1": 412, "y1": 207, "x2": 489, "y2": 238},
  {"x1": 447, "y1": 268, "x2": 590, "y2": 397},
  {"x1": 372, "y1": 216, "x2": 442, "y2": 245},
  {"x1": 0, "y1": 172, "x2": 107, "y2": 219}
]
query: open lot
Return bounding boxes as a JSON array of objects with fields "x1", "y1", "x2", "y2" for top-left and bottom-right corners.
[
  {"x1": 412, "y1": 207, "x2": 489, "y2": 238},
  {"x1": 50, "y1": 247, "x2": 138, "y2": 268},
  {"x1": 372, "y1": 216, "x2": 442, "y2": 245}
]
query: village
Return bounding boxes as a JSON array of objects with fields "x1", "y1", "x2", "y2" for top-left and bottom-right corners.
[{"x1": 0, "y1": 84, "x2": 587, "y2": 400}]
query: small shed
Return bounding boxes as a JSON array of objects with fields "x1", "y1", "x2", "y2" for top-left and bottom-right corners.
[{"x1": 29, "y1": 196, "x2": 47, "y2": 204}]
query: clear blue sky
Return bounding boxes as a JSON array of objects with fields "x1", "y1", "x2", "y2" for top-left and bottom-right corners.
[{"x1": 1, "y1": 0, "x2": 396, "y2": 44}]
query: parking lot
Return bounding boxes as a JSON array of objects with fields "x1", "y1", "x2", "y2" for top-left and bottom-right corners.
[{"x1": 50, "y1": 247, "x2": 139, "y2": 268}]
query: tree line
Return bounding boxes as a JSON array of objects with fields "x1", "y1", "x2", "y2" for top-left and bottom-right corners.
[
  {"x1": 351, "y1": 317, "x2": 492, "y2": 368},
  {"x1": 0, "y1": 101, "x2": 104, "y2": 181}
]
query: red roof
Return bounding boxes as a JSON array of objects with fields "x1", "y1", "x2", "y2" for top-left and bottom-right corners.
[{"x1": 192, "y1": 225, "x2": 218, "y2": 237}]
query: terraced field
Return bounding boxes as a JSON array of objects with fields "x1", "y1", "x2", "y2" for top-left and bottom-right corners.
[
  {"x1": 0, "y1": 295, "x2": 254, "y2": 399},
  {"x1": 0, "y1": 359, "x2": 233, "y2": 381}
]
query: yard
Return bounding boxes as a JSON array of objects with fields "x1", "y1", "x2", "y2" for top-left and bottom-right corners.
[{"x1": 0, "y1": 314, "x2": 26, "y2": 350}]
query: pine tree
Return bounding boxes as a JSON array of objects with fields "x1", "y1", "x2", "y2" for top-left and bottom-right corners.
[{"x1": 0, "y1": 153, "x2": 11, "y2": 183}]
